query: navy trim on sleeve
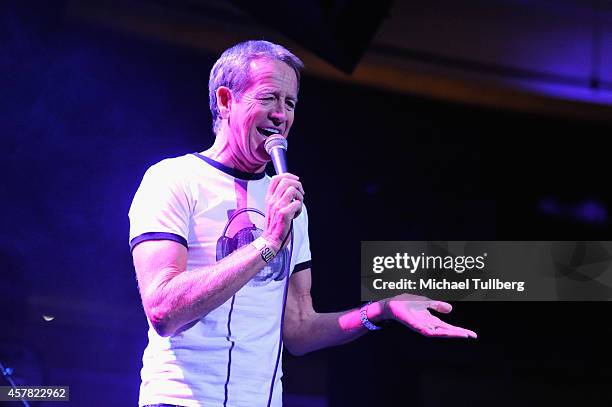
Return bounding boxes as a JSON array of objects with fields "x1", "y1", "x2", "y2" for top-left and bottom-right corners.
[
  {"x1": 130, "y1": 232, "x2": 188, "y2": 251},
  {"x1": 293, "y1": 260, "x2": 311, "y2": 274}
]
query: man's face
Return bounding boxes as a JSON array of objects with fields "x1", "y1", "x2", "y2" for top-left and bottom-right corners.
[{"x1": 226, "y1": 58, "x2": 298, "y2": 172}]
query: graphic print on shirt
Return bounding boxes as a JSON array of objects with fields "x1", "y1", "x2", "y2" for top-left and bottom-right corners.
[{"x1": 215, "y1": 178, "x2": 288, "y2": 286}]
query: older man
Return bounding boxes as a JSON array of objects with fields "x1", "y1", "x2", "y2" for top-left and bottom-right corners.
[{"x1": 129, "y1": 40, "x2": 476, "y2": 407}]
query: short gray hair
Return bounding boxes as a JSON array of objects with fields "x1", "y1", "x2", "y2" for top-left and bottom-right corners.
[{"x1": 208, "y1": 40, "x2": 304, "y2": 134}]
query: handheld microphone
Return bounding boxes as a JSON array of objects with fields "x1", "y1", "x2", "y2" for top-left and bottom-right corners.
[{"x1": 264, "y1": 135, "x2": 288, "y2": 174}]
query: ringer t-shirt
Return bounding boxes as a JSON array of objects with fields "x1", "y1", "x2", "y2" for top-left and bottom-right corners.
[{"x1": 128, "y1": 153, "x2": 311, "y2": 407}]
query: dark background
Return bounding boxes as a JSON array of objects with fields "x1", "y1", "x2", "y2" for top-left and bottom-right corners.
[{"x1": 2, "y1": 2, "x2": 612, "y2": 406}]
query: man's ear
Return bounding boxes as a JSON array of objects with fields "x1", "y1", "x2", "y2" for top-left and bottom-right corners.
[{"x1": 216, "y1": 86, "x2": 232, "y2": 119}]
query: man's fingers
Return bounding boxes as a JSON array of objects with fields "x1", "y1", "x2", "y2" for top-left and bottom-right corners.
[
  {"x1": 277, "y1": 178, "x2": 304, "y2": 196},
  {"x1": 264, "y1": 174, "x2": 304, "y2": 242},
  {"x1": 278, "y1": 186, "x2": 304, "y2": 206},
  {"x1": 398, "y1": 317, "x2": 475, "y2": 339},
  {"x1": 428, "y1": 301, "x2": 452, "y2": 314},
  {"x1": 429, "y1": 322, "x2": 477, "y2": 338},
  {"x1": 423, "y1": 325, "x2": 476, "y2": 338},
  {"x1": 269, "y1": 174, "x2": 300, "y2": 196},
  {"x1": 269, "y1": 188, "x2": 303, "y2": 225},
  {"x1": 429, "y1": 315, "x2": 478, "y2": 338},
  {"x1": 426, "y1": 326, "x2": 464, "y2": 338},
  {"x1": 267, "y1": 180, "x2": 302, "y2": 214},
  {"x1": 280, "y1": 200, "x2": 303, "y2": 219}
]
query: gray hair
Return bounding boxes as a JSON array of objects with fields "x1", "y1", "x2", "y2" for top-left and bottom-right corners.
[{"x1": 208, "y1": 40, "x2": 304, "y2": 134}]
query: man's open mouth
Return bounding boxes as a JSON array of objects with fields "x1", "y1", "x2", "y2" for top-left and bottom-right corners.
[{"x1": 256, "y1": 127, "x2": 282, "y2": 137}]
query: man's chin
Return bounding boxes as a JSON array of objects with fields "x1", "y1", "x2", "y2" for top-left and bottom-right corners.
[{"x1": 254, "y1": 143, "x2": 271, "y2": 162}]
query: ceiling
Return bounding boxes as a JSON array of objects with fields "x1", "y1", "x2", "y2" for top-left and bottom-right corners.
[{"x1": 65, "y1": 0, "x2": 612, "y2": 122}]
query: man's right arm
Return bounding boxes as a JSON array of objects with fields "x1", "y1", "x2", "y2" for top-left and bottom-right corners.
[{"x1": 133, "y1": 238, "x2": 270, "y2": 337}]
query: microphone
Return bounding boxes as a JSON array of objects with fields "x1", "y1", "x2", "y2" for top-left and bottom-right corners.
[{"x1": 264, "y1": 135, "x2": 288, "y2": 174}]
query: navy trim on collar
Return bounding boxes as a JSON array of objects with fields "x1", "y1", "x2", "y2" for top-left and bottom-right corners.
[{"x1": 192, "y1": 153, "x2": 266, "y2": 180}]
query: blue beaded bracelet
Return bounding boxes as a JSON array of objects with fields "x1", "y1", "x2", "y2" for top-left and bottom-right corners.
[{"x1": 360, "y1": 301, "x2": 382, "y2": 331}]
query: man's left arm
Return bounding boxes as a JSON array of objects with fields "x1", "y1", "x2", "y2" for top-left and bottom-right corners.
[{"x1": 283, "y1": 268, "x2": 477, "y2": 356}]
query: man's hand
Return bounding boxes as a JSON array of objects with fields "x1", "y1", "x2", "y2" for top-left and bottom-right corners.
[
  {"x1": 383, "y1": 294, "x2": 477, "y2": 339},
  {"x1": 263, "y1": 173, "x2": 304, "y2": 252}
]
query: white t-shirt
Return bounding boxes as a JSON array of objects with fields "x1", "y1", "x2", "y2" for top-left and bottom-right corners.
[{"x1": 129, "y1": 153, "x2": 311, "y2": 407}]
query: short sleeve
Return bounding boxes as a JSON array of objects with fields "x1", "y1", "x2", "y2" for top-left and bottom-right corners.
[
  {"x1": 128, "y1": 160, "x2": 193, "y2": 251},
  {"x1": 291, "y1": 204, "x2": 312, "y2": 273}
]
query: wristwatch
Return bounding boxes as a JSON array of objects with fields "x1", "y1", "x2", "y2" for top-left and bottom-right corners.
[{"x1": 252, "y1": 236, "x2": 276, "y2": 263}]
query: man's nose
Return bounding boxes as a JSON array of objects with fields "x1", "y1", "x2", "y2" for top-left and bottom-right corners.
[{"x1": 269, "y1": 103, "x2": 287, "y2": 125}]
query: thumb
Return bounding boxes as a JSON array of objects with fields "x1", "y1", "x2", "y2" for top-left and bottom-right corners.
[{"x1": 430, "y1": 301, "x2": 452, "y2": 313}]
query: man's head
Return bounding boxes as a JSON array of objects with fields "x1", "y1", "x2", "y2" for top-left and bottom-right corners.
[
  {"x1": 208, "y1": 41, "x2": 304, "y2": 172},
  {"x1": 209, "y1": 41, "x2": 304, "y2": 134}
]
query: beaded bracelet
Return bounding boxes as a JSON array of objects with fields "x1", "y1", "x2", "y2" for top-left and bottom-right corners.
[{"x1": 359, "y1": 301, "x2": 382, "y2": 331}]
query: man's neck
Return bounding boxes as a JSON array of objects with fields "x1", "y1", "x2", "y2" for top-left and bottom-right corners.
[{"x1": 201, "y1": 138, "x2": 266, "y2": 174}]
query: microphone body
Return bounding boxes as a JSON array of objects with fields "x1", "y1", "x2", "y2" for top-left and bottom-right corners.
[{"x1": 264, "y1": 135, "x2": 288, "y2": 175}]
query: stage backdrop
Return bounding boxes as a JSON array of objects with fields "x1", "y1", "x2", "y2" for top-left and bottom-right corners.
[{"x1": 2, "y1": 3, "x2": 611, "y2": 406}]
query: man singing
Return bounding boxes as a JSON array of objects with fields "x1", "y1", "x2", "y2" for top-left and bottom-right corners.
[{"x1": 129, "y1": 40, "x2": 476, "y2": 407}]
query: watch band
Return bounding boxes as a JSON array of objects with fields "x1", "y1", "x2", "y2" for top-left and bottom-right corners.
[
  {"x1": 360, "y1": 301, "x2": 382, "y2": 331},
  {"x1": 252, "y1": 236, "x2": 276, "y2": 263}
]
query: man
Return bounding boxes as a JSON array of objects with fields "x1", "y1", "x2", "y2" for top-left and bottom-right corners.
[{"x1": 129, "y1": 40, "x2": 476, "y2": 407}]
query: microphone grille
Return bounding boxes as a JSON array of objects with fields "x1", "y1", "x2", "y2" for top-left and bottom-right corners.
[{"x1": 264, "y1": 135, "x2": 288, "y2": 154}]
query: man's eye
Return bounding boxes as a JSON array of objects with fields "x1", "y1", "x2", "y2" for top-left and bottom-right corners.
[{"x1": 286, "y1": 101, "x2": 295, "y2": 109}]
